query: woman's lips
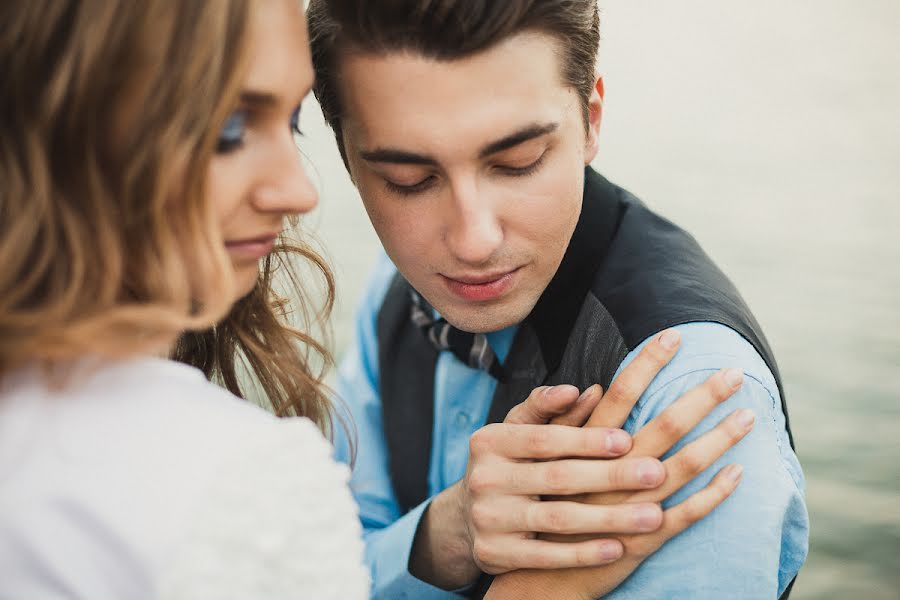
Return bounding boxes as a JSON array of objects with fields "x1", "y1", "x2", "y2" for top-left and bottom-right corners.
[
  {"x1": 442, "y1": 269, "x2": 519, "y2": 302},
  {"x1": 225, "y1": 236, "x2": 277, "y2": 261}
]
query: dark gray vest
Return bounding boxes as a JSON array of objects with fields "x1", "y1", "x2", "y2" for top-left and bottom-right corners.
[{"x1": 376, "y1": 168, "x2": 795, "y2": 598}]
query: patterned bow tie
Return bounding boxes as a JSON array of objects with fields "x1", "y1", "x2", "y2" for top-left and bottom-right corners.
[{"x1": 409, "y1": 292, "x2": 506, "y2": 381}]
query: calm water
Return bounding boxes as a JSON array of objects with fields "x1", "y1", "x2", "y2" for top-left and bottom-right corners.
[{"x1": 303, "y1": 1, "x2": 900, "y2": 597}]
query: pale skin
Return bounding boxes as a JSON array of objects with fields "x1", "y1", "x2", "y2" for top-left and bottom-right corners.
[
  {"x1": 335, "y1": 32, "x2": 754, "y2": 597},
  {"x1": 206, "y1": 0, "x2": 318, "y2": 301}
]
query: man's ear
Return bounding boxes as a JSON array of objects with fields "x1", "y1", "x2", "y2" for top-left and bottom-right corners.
[{"x1": 584, "y1": 75, "x2": 604, "y2": 164}]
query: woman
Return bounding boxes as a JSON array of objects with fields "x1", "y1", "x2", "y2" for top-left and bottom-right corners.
[{"x1": 0, "y1": 0, "x2": 368, "y2": 597}]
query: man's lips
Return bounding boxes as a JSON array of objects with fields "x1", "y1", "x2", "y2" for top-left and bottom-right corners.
[
  {"x1": 441, "y1": 268, "x2": 520, "y2": 302},
  {"x1": 224, "y1": 234, "x2": 278, "y2": 260}
]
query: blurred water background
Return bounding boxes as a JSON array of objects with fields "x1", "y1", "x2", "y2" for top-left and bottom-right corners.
[{"x1": 299, "y1": 1, "x2": 900, "y2": 597}]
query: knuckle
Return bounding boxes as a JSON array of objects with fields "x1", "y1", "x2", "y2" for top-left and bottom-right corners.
[
  {"x1": 608, "y1": 462, "x2": 629, "y2": 488},
  {"x1": 641, "y1": 342, "x2": 668, "y2": 367},
  {"x1": 724, "y1": 415, "x2": 747, "y2": 441},
  {"x1": 677, "y1": 450, "x2": 705, "y2": 476},
  {"x1": 469, "y1": 502, "x2": 495, "y2": 531},
  {"x1": 467, "y1": 466, "x2": 494, "y2": 495},
  {"x1": 526, "y1": 386, "x2": 550, "y2": 404},
  {"x1": 608, "y1": 380, "x2": 641, "y2": 405},
  {"x1": 709, "y1": 373, "x2": 732, "y2": 403},
  {"x1": 654, "y1": 412, "x2": 682, "y2": 439},
  {"x1": 469, "y1": 424, "x2": 502, "y2": 455},
  {"x1": 472, "y1": 538, "x2": 499, "y2": 570},
  {"x1": 541, "y1": 505, "x2": 570, "y2": 533},
  {"x1": 625, "y1": 536, "x2": 656, "y2": 560},
  {"x1": 526, "y1": 427, "x2": 553, "y2": 455},
  {"x1": 542, "y1": 463, "x2": 570, "y2": 494}
]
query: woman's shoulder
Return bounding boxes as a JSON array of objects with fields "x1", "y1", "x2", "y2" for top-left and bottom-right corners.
[
  {"x1": 0, "y1": 358, "x2": 367, "y2": 599},
  {"x1": 159, "y1": 416, "x2": 369, "y2": 599}
]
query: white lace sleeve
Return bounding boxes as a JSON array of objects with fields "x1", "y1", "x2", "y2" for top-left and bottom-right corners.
[{"x1": 158, "y1": 418, "x2": 370, "y2": 600}]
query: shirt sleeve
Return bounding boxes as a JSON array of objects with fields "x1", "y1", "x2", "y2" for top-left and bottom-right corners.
[
  {"x1": 332, "y1": 253, "x2": 464, "y2": 599},
  {"x1": 602, "y1": 322, "x2": 809, "y2": 600},
  {"x1": 158, "y1": 418, "x2": 370, "y2": 600}
]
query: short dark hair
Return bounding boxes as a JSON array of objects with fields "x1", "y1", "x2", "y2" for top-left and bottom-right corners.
[{"x1": 308, "y1": 0, "x2": 600, "y2": 165}]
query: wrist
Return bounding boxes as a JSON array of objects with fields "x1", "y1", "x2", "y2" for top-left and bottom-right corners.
[{"x1": 409, "y1": 482, "x2": 481, "y2": 590}]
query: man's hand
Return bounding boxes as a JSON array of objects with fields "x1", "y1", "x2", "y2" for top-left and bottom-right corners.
[
  {"x1": 411, "y1": 329, "x2": 688, "y2": 589},
  {"x1": 409, "y1": 384, "x2": 657, "y2": 589},
  {"x1": 459, "y1": 385, "x2": 671, "y2": 575}
]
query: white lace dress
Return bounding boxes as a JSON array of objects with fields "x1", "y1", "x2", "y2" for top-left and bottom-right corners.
[{"x1": 0, "y1": 358, "x2": 370, "y2": 599}]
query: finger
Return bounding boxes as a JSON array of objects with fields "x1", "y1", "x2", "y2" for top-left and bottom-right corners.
[
  {"x1": 629, "y1": 465, "x2": 744, "y2": 555},
  {"x1": 630, "y1": 368, "x2": 745, "y2": 458},
  {"x1": 470, "y1": 423, "x2": 631, "y2": 460},
  {"x1": 504, "y1": 385, "x2": 581, "y2": 425},
  {"x1": 520, "y1": 500, "x2": 662, "y2": 536},
  {"x1": 480, "y1": 536, "x2": 624, "y2": 573},
  {"x1": 627, "y1": 408, "x2": 755, "y2": 504},
  {"x1": 495, "y1": 457, "x2": 664, "y2": 496},
  {"x1": 586, "y1": 329, "x2": 682, "y2": 429},
  {"x1": 550, "y1": 384, "x2": 604, "y2": 427}
]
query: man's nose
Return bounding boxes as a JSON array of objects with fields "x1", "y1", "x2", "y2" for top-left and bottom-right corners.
[{"x1": 444, "y1": 178, "x2": 503, "y2": 265}]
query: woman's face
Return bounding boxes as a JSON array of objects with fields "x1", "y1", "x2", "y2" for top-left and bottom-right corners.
[{"x1": 206, "y1": 0, "x2": 317, "y2": 300}]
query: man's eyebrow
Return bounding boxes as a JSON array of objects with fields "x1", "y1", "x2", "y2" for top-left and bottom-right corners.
[
  {"x1": 358, "y1": 122, "x2": 559, "y2": 166},
  {"x1": 479, "y1": 122, "x2": 559, "y2": 158},
  {"x1": 358, "y1": 149, "x2": 437, "y2": 166}
]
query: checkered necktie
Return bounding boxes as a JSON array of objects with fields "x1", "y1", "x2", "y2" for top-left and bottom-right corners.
[{"x1": 410, "y1": 292, "x2": 506, "y2": 381}]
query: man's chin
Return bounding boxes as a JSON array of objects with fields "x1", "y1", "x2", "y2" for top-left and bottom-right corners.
[{"x1": 438, "y1": 301, "x2": 534, "y2": 334}]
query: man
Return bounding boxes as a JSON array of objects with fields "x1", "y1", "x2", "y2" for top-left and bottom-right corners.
[{"x1": 308, "y1": 1, "x2": 808, "y2": 598}]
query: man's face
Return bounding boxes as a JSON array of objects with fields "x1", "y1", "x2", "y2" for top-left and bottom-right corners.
[{"x1": 339, "y1": 32, "x2": 602, "y2": 332}]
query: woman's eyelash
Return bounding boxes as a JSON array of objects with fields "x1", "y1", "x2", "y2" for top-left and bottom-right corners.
[
  {"x1": 290, "y1": 108, "x2": 304, "y2": 137},
  {"x1": 216, "y1": 110, "x2": 248, "y2": 153},
  {"x1": 216, "y1": 106, "x2": 305, "y2": 155}
]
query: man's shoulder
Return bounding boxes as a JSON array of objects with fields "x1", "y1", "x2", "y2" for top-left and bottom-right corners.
[{"x1": 631, "y1": 322, "x2": 779, "y2": 395}]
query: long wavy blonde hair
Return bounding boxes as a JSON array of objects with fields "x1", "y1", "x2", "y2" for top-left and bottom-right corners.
[{"x1": 0, "y1": 0, "x2": 336, "y2": 433}]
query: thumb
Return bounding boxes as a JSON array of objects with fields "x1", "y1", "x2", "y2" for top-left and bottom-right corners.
[{"x1": 503, "y1": 385, "x2": 581, "y2": 425}]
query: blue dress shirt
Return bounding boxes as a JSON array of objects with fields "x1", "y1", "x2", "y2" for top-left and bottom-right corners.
[{"x1": 333, "y1": 254, "x2": 808, "y2": 599}]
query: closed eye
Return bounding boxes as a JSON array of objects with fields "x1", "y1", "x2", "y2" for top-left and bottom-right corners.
[
  {"x1": 216, "y1": 109, "x2": 248, "y2": 153},
  {"x1": 494, "y1": 150, "x2": 548, "y2": 177},
  {"x1": 290, "y1": 106, "x2": 304, "y2": 137},
  {"x1": 385, "y1": 175, "x2": 436, "y2": 196}
]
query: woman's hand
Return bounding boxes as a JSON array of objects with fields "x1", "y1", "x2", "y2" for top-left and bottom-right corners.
[{"x1": 485, "y1": 330, "x2": 754, "y2": 599}]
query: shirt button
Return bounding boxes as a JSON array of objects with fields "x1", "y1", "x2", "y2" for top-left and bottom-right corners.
[{"x1": 455, "y1": 412, "x2": 471, "y2": 428}]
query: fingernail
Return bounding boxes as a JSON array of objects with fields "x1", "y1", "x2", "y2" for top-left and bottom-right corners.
[
  {"x1": 724, "y1": 368, "x2": 744, "y2": 389},
  {"x1": 659, "y1": 329, "x2": 681, "y2": 350},
  {"x1": 548, "y1": 384, "x2": 578, "y2": 400},
  {"x1": 638, "y1": 459, "x2": 664, "y2": 486},
  {"x1": 599, "y1": 540, "x2": 623, "y2": 561},
  {"x1": 725, "y1": 464, "x2": 744, "y2": 483},
  {"x1": 736, "y1": 409, "x2": 755, "y2": 430},
  {"x1": 605, "y1": 430, "x2": 630, "y2": 453},
  {"x1": 634, "y1": 505, "x2": 662, "y2": 531},
  {"x1": 577, "y1": 384, "x2": 599, "y2": 403}
]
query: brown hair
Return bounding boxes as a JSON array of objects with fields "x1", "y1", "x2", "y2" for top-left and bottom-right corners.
[
  {"x1": 308, "y1": 0, "x2": 600, "y2": 164},
  {"x1": 0, "y1": 0, "x2": 336, "y2": 432}
]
